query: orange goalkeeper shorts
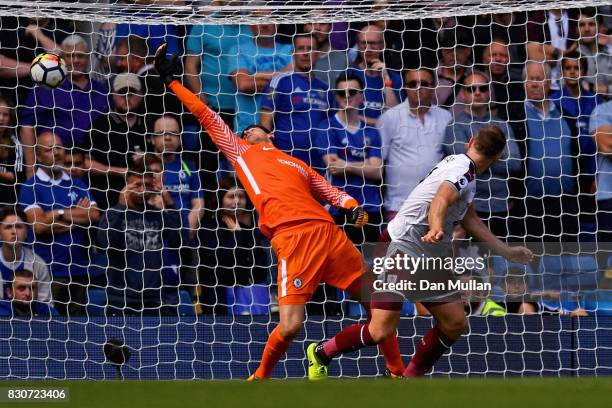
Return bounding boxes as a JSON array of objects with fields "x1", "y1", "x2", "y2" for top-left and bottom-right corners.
[{"x1": 271, "y1": 220, "x2": 365, "y2": 305}]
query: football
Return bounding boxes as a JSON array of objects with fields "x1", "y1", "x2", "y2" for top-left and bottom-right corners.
[{"x1": 30, "y1": 52, "x2": 67, "y2": 89}]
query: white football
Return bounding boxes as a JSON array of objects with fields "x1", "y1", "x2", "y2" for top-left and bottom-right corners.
[{"x1": 30, "y1": 52, "x2": 68, "y2": 89}]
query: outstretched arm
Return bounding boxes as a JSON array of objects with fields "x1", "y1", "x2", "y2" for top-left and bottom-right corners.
[
  {"x1": 155, "y1": 43, "x2": 249, "y2": 165},
  {"x1": 461, "y1": 204, "x2": 508, "y2": 256},
  {"x1": 462, "y1": 204, "x2": 533, "y2": 264},
  {"x1": 168, "y1": 80, "x2": 248, "y2": 165}
]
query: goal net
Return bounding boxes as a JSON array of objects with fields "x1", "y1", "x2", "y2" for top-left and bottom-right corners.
[{"x1": 0, "y1": 0, "x2": 610, "y2": 379}]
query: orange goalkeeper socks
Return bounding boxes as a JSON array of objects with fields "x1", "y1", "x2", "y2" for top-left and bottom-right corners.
[
  {"x1": 254, "y1": 326, "x2": 292, "y2": 379},
  {"x1": 379, "y1": 334, "x2": 405, "y2": 376}
]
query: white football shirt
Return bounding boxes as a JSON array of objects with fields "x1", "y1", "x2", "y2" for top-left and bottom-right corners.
[{"x1": 387, "y1": 154, "x2": 477, "y2": 243}]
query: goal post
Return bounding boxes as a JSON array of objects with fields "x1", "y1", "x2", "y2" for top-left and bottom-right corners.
[{"x1": 0, "y1": 0, "x2": 609, "y2": 379}]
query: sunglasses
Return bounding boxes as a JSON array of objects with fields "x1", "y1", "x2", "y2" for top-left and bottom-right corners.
[
  {"x1": 465, "y1": 84, "x2": 489, "y2": 93},
  {"x1": 406, "y1": 80, "x2": 432, "y2": 89},
  {"x1": 336, "y1": 89, "x2": 361, "y2": 98}
]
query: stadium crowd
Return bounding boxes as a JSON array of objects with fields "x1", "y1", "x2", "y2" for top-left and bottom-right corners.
[{"x1": 0, "y1": 4, "x2": 610, "y2": 318}]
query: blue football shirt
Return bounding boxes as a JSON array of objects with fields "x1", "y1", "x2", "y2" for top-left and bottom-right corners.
[
  {"x1": 346, "y1": 67, "x2": 403, "y2": 121},
  {"x1": 228, "y1": 40, "x2": 293, "y2": 134},
  {"x1": 185, "y1": 23, "x2": 252, "y2": 110},
  {"x1": 162, "y1": 156, "x2": 203, "y2": 238},
  {"x1": 313, "y1": 114, "x2": 383, "y2": 213},
  {"x1": 18, "y1": 170, "x2": 93, "y2": 278},
  {"x1": 261, "y1": 72, "x2": 332, "y2": 169}
]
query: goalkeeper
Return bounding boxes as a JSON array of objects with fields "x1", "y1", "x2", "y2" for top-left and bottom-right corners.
[{"x1": 154, "y1": 44, "x2": 404, "y2": 379}]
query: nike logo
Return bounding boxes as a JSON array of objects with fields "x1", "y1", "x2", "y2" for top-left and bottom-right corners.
[{"x1": 262, "y1": 147, "x2": 274, "y2": 151}]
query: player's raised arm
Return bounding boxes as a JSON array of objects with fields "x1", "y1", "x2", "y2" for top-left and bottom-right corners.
[
  {"x1": 306, "y1": 165, "x2": 368, "y2": 227},
  {"x1": 461, "y1": 204, "x2": 533, "y2": 264},
  {"x1": 422, "y1": 181, "x2": 460, "y2": 243},
  {"x1": 154, "y1": 43, "x2": 248, "y2": 165}
]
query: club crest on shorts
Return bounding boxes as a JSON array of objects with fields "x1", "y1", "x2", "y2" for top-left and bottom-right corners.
[{"x1": 293, "y1": 278, "x2": 302, "y2": 289}]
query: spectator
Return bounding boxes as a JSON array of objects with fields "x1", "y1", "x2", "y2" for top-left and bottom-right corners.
[
  {"x1": 303, "y1": 22, "x2": 350, "y2": 90},
  {"x1": 19, "y1": 132, "x2": 99, "y2": 316},
  {"x1": 114, "y1": 35, "x2": 147, "y2": 75},
  {"x1": 553, "y1": 52, "x2": 603, "y2": 138},
  {"x1": 184, "y1": 4, "x2": 252, "y2": 127},
  {"x1": 378, "y1": 68, "x2": 451, "y2": 220},
  {"x1": 0, "y1": 269, "x2": 58, "y2": 317},
  {"x1": 229, "y1": 20, "x2": 293, "y2": 134},
  {"x1": 526, "y1": 9, "x2": 579, "y2": 90},
  {"x1": 590, "y1": 100, "x2": 612, "y2": 260},
  {"x1": 0, "y1": 96, "x2": 23, "y2": 205},
  {"x1": 444, "y1": 73, "x2": 521, "y2": 238},
  {"x1": 98, "y1": 161, "x2": 181, "y2": 316},
  {"x1": 481, "y1": 38, "x2": 526, "y2": 127},
  {"x1": 314, "y1": 73, "x2": 383, "y2": 244},
  {"x1": 458, "y1": 273, "x2": 506, "y2": 317},
  {"x1": 513, "y1": 62, "x2": 578, "y2": 242},
  {"x1": 498, "y1": 268, "x2": 586, "y2": 316},
  {"x1": 576, "y1": 7, "x2": 612, "y2": 97},
  {"x1": 20, "y1": 34, "x2": 110, "y2": 178},
  {"x1": 260, "y1": 34, "x2": 332, "y2": 169},
  {"x1": 501, "y1": 269, "x2": 536, "y2": 314},
  {"x1": 114, "y1": 0, "x2": 181, "y2": 58},
  {"x1": 0, "y1": 208, "x2": 51, "y2": 303},
  {"x1": 475, "y1": 13, "x2": 528, "y2": 80},
  {"x1": 199, "y1": 177, "x2": 270, "y2": 315},
  {"x1": 63, "y1": 148, "x2": 87, "y2": 185},
  {"x1": 113, "y1": 35, "x2": 183, "y2": 119},
  {"x1": 86, "y1": 73, "x2": 150, "y2": 209},
  {"x1": 552, "y1": 51, "x2": 603, "y2": 232},
  {"x1": 435, "y1": 30, "x2": 474, "y2": 110},
  {"x1": 346, "y1": 24, "x2": 402, "y2": 126},
  {"x1": 90, "y1": 21, "x2": 116, "y2": 81},
  {"x1": 150, "y1": 115, "x2": 204, "y2": 296}
]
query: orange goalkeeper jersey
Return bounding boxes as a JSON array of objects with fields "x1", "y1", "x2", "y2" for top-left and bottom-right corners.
[{"x1": 169, "y1": 80, "x2": 357, "y2": 238}]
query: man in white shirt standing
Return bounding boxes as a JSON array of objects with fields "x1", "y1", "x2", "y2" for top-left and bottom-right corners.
[{"x1": 377, "y1": 68, "x2": 452, "y2": 221}]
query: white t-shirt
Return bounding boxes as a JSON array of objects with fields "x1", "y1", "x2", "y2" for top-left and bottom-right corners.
[
  {"x1": 0, "y1": 248, "x2": 52, "y2": 303},
  {"x1": 377, "y1": 102, "x2": 452, "y2": 212},
  {"x1": 388, "y1": 154, "x2": 477, "y2": 243}
]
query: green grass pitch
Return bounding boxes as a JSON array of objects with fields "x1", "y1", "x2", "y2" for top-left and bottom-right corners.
[{"x1": 2, "y1": 378, "x2": 611, "y2": 408}]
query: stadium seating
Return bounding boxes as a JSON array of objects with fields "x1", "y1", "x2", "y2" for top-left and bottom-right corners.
[
  {"x1": 178, "y1": 290, "x2": 196, "y2": 317},
  {"x1": 537, "y1": 255, "x2": 601, "y2": 291},
  {"x1": 582, "y1": 290, "x2": 612, "y2": 316}
]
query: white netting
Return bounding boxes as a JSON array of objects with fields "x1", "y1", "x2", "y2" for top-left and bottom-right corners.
[
  {"x1": 1, "y1": 0, "x2": 612, "y2": 24},
  {"x1": 0, "y1": 0, "x2": 610, "y2": 379}
]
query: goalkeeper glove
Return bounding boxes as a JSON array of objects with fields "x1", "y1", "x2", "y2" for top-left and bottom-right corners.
[
  {"x1": 154, "y1": 43, "x2": 178, "y2": 85},
  {"x1": 341, "y1": 206, "x2": 369, "y2": 228}
]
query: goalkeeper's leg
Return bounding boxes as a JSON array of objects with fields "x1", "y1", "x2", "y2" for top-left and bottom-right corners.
[{"x1": 251, "y1": 303, "x2": 305, "y2": 380}]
